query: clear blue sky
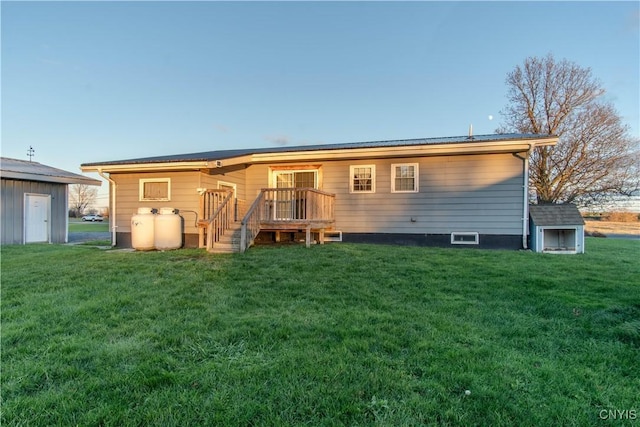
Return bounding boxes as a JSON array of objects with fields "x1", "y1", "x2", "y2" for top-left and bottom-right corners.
[{"x1": 2, "y1": 1, "x2": 638, "y2": 206}]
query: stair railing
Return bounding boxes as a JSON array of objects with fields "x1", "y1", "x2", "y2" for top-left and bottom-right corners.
[
  {"x1": 239, "y1": 191, "x2": 266, "y2": 253},
  {"x1": 199, "y1": 189, "x2": 234, "y2": 250},
  {"x1": 239, "y1": 188, "x2": 335, "y2": 252}
]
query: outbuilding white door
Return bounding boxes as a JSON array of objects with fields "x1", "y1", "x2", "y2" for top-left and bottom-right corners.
[{"x1": 24, "y1": 194, "x2": 51, "y2": 243}]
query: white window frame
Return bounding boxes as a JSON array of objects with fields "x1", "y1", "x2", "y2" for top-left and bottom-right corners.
[
  {"x1": 350, "y1": 165, "x2": 376, "y2": 193},
  {"x1": 391, "y1": 163, "x2": 419, "y2": 193},
  {"x1": 270, "y1": 169, "x2": 319, "y2": 189},
  {"x1": 324, "y1": 231, "x2": 343, "y2": 242},
  {"x1": 139, "y1": 178, "x2": 171, "y2": 201},
  {"x1": 451, "y1": 232, "x2": 479, "y2": 245}
]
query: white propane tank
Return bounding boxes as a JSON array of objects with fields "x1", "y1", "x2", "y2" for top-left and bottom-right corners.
[
  {"x1": 131, "y1": 207, "x2": 155, "y2": 250},
  {"x1": 154, "y1": 207, "x2": 182, "y2": 250}
]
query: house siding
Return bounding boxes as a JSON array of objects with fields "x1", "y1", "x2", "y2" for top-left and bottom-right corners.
[
  {"x1": 242, "y1": 153, "x2": 524, "y2": 236},
  {"x1": 111, "y1": 171, "x2": 203, "y2": 235},
  {"x1": 331, "y1": 155, "x2": 523, "y2": 235},
  {"x1": 1, "y1": 178, "x2": 68, "y2": 244},
  {"x1": 200, "y1": 166, "x2": 248, "y2": 201},
  {"x1": 107, "y1": 153, "x2": 525, "y2": 248},
  {"x1": 245, "y1": 164, "x2": 270, "y2": 198},
  {"x1": 111, "y1": 168, "x2": 248, "y2": 236}
]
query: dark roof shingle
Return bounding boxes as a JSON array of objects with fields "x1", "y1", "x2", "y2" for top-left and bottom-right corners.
[{"x1": 529, "y1": 204, "x2": 585, "y2": 226}]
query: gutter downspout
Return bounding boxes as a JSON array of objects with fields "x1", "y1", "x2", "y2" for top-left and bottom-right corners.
[
  {"x1": 513, "y1": 144, "x2": 534, "y2": 249},
  {"x1": 97, "y1": 169, "x2": 117, "y2": 247}
]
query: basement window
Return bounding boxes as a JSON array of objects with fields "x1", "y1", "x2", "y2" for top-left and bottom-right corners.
[
  {"x1": 140, "y1": 178, "x2": 171, "y2": 201},
  {"x1": 324, "y1": 231, "x2": 343, "y2": 242},
  {"x1": 451, "y1": 232, "x2": 479, "y2": 245}
]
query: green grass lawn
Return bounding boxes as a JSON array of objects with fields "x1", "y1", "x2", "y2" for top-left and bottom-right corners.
[
  {"x1": 2, "y1": 239, "x2": 638, "y2": 426},
  {"x1": 68, "y1": 218, "x2": 110, "y2": 233}
]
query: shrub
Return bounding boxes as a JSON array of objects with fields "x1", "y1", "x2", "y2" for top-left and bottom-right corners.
[{"x1": 586, "y1": 231, "x2": 607, "y2": 238}]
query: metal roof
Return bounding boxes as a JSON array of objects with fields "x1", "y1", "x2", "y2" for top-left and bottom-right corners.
[
  {"x1": 529, "y1": 204, "x2": 585, "y2": 226},
  {"x1": 81, "y1": 133, "x2": 553, "y2": 167},
  {"x1": 1, "y1": 157, "x2": 102, "y2": 186}
]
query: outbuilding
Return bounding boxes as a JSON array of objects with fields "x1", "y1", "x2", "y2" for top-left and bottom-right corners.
[
  {"x1": 529, "y1": 204, "x2": 585, "y2": 254},
  {"x1": 1, "y1": 157, "x2": 101, "y2": 245}
]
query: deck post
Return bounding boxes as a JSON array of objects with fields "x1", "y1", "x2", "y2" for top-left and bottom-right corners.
[
  {"x1": 319, "y1": 229, "x2": 325, "y2": 245},
  {"x1": 240, "y1": 223, "x2": 247, "y2": 253},
  {"x1": 207, "y1": 222, "x2": 214, "y2": 251},
  {"x1": 198, "y1": 191, "x2": 205, "y2": 248},
  {"x1": 305, "y1": 226, "x2": 311, "y2": 248}
]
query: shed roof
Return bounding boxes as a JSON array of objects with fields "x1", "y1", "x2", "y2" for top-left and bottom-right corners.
[
  {"x1": 0, "y1": 157, "x2": 101, "y2": 186},
  {"x1": 81, "y1": 133, "x2": 556, "y2": 168},
  {"x1": 529, "y1": 204, "x2": 585, "y2": 226}
]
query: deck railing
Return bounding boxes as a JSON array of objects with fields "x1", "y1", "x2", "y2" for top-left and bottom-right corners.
[
  {"x1": 198, "y1": 189, "x2": 234, "y2": 250},
  {"x1": 240, "y1": 188, "x2": 335, "y2": 252},
  {"x1": 239, "y1": 191, "x2": 266, "y2": 253}
]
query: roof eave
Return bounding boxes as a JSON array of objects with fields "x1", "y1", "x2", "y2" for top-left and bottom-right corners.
[
  {"x1": 2, "y1": 171, "x2": 102, "y2": 186},
  {"x1": 235, "y1": 136, "x2": 558, "y2": 165},
  {"x1": 81, "y1": 160, "x2": 212, "y2": 173},
  {"x1": 81, "y1": 135, "x2": 558, "y2": 171}
]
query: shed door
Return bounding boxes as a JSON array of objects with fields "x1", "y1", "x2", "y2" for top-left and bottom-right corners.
[{"x1": 25, "y1": 194, "x2": 51, "y2": 243}]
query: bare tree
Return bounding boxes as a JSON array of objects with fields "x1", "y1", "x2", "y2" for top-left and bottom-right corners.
[
  {"x1": 499, "y1": 54, "x2": 639, "y2": 207},
  {"x1": 69, "y1": 184, "x2": 98, "y2": 216}
]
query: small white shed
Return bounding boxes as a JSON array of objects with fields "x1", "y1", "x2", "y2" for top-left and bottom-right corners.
[{"x1": 529, "y1": 204, "x2": 585, "y2": 254}]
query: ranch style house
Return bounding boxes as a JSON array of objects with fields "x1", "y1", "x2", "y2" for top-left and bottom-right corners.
[{"x1": 80, "y1": 133, "x2": 558, "y2": 253}]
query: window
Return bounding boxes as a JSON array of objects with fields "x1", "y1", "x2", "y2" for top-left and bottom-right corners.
[
  {"x1": 391, "y1": 163, "x2": 419, "y2": 193},
  {"x1": 274, "y1": 170, "x2": 317, "y2": 189},
  {"x1": 139, "y1": 178, "x2": 171, "y2": 201},
  {"x1": 350, "y1": 165, "x2": 375, "y2": 193},
  {"x1": 451, "y1": 232, "x2": 479, "y2": 245}
]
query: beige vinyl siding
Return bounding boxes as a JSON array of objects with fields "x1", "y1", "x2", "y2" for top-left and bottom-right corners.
[
  {"x1": 112, "y1": 171, "x2": 203, "y2": 234},
  {"x1": 245, "y1": 164, "x2": 271, "y2": 199},
  {"x1": 202, "y1": 166, "x2": 247, "y2": 201}
]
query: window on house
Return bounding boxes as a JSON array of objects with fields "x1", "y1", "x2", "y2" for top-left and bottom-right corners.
[
  {"x1": 350, "y1": 165, "x2": 375, "y2": 193},
  {"x1": 139, "y1": 178, "x2": 171, "y2": 201},
  {"x1": 391, "y1": 163, "x2": 419, "y2": 193},
  {"x1": 273, "y1": 170, "x2": 318, "y2": 189}
]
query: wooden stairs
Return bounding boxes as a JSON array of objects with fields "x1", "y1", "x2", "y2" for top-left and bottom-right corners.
[
  {"x1": 199, "y1": 187, "x2": 335, "y2": 254},
  {"x1": 207, "y1": 221, "x2": 242, "y2": 254}
]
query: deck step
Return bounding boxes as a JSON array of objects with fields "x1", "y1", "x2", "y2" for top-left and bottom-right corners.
[
  {"x1": 207, "y1": 244, "x2": 240, "y2": 254},
  {"x1": 207, "y1": 221, "x2": 242, "y2": 253}
]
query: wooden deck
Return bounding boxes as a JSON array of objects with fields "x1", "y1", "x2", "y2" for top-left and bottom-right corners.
[
  {"x1": 199, "y1": 188, "x2": 335, "y2": 253},
  {"x1": 240, "y1": 188, "x2": 335, "y2": 252}
]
